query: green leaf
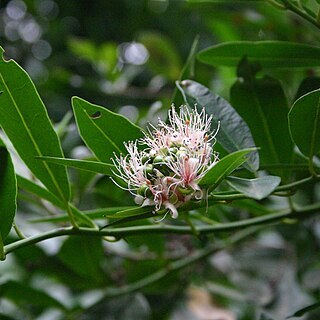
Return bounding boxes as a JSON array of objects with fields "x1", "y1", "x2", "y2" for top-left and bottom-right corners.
[
  {"x1": 58, "y1": 236, "x2": 104, "y2": 283},
  {"x1": 0, "y1": 280, "x2": 66, "y2": 310},
  {"x1": 226, "y1": 175, "x2": 281, "y2": 200},
  {"x1": 0, "y1": 47, "x2": 70, "y2": 202},
  {"x1": 17, "y1": 175, "x2": 64, "y2": 209},
  {"x1": 287, "y1": 301, "x2": 320, "y2": 318},
  {"x1": 198, "y1": 41, "x2": 320, "y2": 68},
  {"x1": 99, "y1": 206, "x2": 155, "y2": 229},
  {"x1": 72, "y1": 96, "x2": 144, "y2": 163},
  {"x1": 199, "y1": 148, "x2": 256, "y2": 188},
  {"x1": 177, "y1": 80, "x2": 259, "y2": 171},
  {"x1": 29, "y1": 206, "x2": 134, "y2": 223},
  {"x1": 106, "y1": 206, "x2": 153, "y2": 219},
  {"x1": 231, "y1": 76, "x2": 293, "y2": 168},
  {"x1": 37, "y1": 156, "x2": 115, "y2": 176},
  {"x1": 0, "y1": 138, "x2": 16, "y2": 242},
  {"x1": 289, "y1": 89, "x2": 320, "y2": 158}
]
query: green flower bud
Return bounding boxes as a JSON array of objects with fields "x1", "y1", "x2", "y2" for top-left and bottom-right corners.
[
  {"x1": 153, "y1": 155, "x2": 164, "y2": 164},
  {"x1": 141, "y1": 155, "x2": 150, "y2": 164},
  {"x1": 178, "y1": 186, "x2": 194, "y2": 195},
  {"x1": 145, "y1": 164, "x2": 154, "y2": 176},
  {"x1": 169, "y1": 147, "x2": 178, "y2": 154},
  {"x1": 137, "y1": 184, "x2": 148, "y2": 196}
]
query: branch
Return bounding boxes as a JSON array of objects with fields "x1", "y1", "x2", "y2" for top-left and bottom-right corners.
[{"x1": 4, "y1": 201, "x2": 320, "y2": 257}]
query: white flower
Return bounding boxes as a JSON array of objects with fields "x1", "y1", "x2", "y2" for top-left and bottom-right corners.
[{"x1": 112, "y1": 105, "x2": 219, "y2": 219}]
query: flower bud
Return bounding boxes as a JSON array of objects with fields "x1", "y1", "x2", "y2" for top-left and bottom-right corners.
[
  {"x1": 169, "y1": 147, "x2": 178, "y2": 154},
  {"x1": 153, "y1": 155, "x2": 164, "y2": 164},
  {"x1": 137, "y1": 184, "x2": 148, "y2": 196},
  {"x1": 144, "y1": 164, "x2": 154, "y2": 176},
  {"x1": 178, "y1": 185, "x2": 194, "y2": 195},
  {"x1": 141, "y1": 155, "x2": 150, "y2": 164}
]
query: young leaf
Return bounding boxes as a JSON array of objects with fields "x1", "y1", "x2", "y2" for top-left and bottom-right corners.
[
  {"x1": 0, "y1": 138, "x2": 17, "y2": 242},
  {"x1": 226, "y1": 175, "x2": 281, "y2": 200},
  {"x1": 177, "y1": 80, "x2": 259, "y2": 171},
  {"x1": 199, "y1": 148, "x2": 256, "y2": 188},
  {"x1": 198, "y1": 41, "x2": 320, "y2": 68},
  {"x1": 72, "y1": 97, "x2": 144, "y2": 163},
  {"x1": 37, "y1": 156, "x2": 116, "y2": 177},
  {"x1": 289, "y1": 89, "x2": 320, "y2": 158},
  {"x1": 0, "y1": 46, "x2": 70, "y2": 202},
  {"x1": 231, "y1": 76, "x2": 293, "y2": 168}
]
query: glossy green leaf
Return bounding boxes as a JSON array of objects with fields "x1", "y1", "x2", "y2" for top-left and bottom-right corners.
[
  {"x1": 231, "y1": 76, "x2": 293, "y2": 168},
  {"x1": 0, "y1": 47, "x2": 70, "y2": 202},
  {"x1": 0, "y1": 280, "x2": 66, "y2": 310},
  {"x1": 199, "y1": 148, "x2": 256, "y2": 188},
  {"x1": 177, "y1": 80, "x2": 259, "y2": 171},
  {"x1": 226, "y1": 175, "x2": 281, "y2": 200},
  {"x1": 72, "y1": 96, "x2": 144, "y2": 163},
  {"x1": 0, "y1": 138, "x2": 16, "y2": 242},
  {"x1": 37, "y1": 156, "x2": 115, "y2": 176},
  {"x1": 58, "y1": 236, "x2": 104, "y2": 283},
  {"x1": 17, "y1": 175, "x2": 64, "y2": 209},
  {"x1": 287, "y1": 301, "x2": 320, "y2": 318},
  {"x1": 289, "y1": 89, "x2": 320, "y2": 158},
  {"x1": 198, "y1": 41, "x2": 320, "y2": 68}
]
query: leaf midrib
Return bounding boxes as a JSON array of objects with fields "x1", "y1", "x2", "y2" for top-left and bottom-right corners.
[{"x1": 0, "y1": 70, "x2": 66, "y2": 202}]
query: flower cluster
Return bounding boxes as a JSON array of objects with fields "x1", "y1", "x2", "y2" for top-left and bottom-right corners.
[{"x1": 112, "y1": 105, "x2": 219, "y2": 219}]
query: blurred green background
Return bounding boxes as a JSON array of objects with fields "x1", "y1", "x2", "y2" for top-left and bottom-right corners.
[{"x1": 1, "y1": 0, "x2": 320, "y2": 319}]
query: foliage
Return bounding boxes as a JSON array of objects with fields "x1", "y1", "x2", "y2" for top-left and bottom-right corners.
[{"x1": 0, "y1": 0, "x2": 320, "y2": 319}]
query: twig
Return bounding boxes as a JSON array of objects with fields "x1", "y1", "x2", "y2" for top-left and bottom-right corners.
[{"x1": 4, "y1": 201, "x2": 320, "y2": 256}]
